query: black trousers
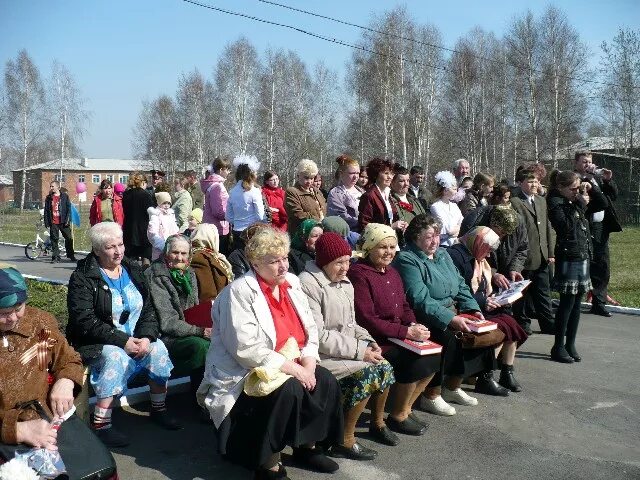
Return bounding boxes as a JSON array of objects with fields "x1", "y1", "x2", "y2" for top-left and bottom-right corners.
[
  {"x1": 49, "y1": 223, "x2": 75, "y2": 259},
  {"x1": 590, "y1": 222, "x2": 610, "y2": 308},
  {"x1": 513, "y1": 262, "x2": 555, "y2": 332}
]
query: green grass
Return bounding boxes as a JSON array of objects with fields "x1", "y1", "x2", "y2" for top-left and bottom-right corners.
[
  {"x1": 26, "y1": 278, "x2": 69, "y2": 330},
  {"x1": 608, "y1": 226, "x2": 640, "y2": 308}
]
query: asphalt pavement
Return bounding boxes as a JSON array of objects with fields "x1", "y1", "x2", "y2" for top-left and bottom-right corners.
[
  {"x1": 0, "y1": 243, "x2": 83, "y2": 282},
  {"x1": 2, "y1": 243, "x2": 639, "y2": 479}
]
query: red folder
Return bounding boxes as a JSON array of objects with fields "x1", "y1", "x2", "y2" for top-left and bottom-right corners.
[{"x1": 183, "y1": 300, "x2": 213, "y2": 328}]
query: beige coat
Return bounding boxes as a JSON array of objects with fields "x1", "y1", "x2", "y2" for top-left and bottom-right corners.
[
  {"x1": 299, "y1": 261, "x2": 374, "y2": 379},
  {"x1": 197, "y1": 271, "x2": 319, "y2": 428},
  {"x1": 285, "y1": 184, "x2": 327, "y2": 234}
]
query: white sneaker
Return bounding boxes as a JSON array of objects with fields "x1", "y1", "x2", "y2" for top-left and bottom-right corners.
[
  {"x1": 441, "y1": 387, "x2": 479, "y2": 406},
  {"x1": 419, "y1": 395, "x2": 456, "y2": 416}
]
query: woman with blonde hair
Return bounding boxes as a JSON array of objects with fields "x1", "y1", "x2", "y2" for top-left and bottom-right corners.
[
  {"x1": 286, "y1": 158, "x2": 327, "y2": 235},
  {"x1": 226, "y1": 155, "x2": 266, "y2": 251},
  {"x1": 327, "y1": 154, "x2": 365, "y2": 231}
]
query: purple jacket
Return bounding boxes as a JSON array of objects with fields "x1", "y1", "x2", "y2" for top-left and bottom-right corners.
[
  {"x1": 348, "y1": 260, "x2": 415, "y2": 351},
  {"x1": 202, "y1": 173, "x2": 229, "y2": 236},
  {"x1": 327, "y1": 184, "x2": 363, "y2": 231}
]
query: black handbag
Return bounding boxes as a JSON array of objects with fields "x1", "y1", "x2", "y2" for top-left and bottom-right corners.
[{"x1": 0, "y1": 400, "x2": 117, "y2": 480}]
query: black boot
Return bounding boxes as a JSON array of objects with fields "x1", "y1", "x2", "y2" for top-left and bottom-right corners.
[
  {"x1": 550, "y1": 345, "x2": 574, "y2": 363},
  {"x1": 498, "y1": 365, "x2": 522, "y2": 392},
  {"x1": 564, "y1": 344, "x2": 581, "y2": 362},
  {"x1": 474, "y1": 371, "x2": 509, "y2": 396},
  {"x1": 564, "y1": 294, "x2": 583, "y2": 362}
]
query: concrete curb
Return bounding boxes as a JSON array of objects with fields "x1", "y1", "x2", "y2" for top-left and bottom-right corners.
[
  {"x1": 552, "y1": 299, "x2": 640, "y2": 316},
  {"x1": 23, "y1": 273, "x2": 69, "y2": 286},
  {"x1": 0, "y1": 241, "x2": 90, "y2": 255},
  {"x1": 88, "y1": 377, "x2": 191, "y2": 407}
]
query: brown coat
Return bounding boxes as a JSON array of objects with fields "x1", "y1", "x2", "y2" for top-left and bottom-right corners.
[
  {"x1": 285, "y1": 184, "x2": 327, "y2": 234},
  {"x1": 191, "y1": 250, "x2": 233, "y2": 303},
  {"x1": 0, "y1": 306, "x2": 84, "y2": 444}
]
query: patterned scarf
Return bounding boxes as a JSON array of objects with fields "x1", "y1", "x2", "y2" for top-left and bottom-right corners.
[{"x1": 459, "y1": 226, "x2": 500, "y2": 295}]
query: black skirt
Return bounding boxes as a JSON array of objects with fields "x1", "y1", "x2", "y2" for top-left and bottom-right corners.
[
  {"x1": 429, "y1": 328, "x2": 497, "y2": 386},
  {"x1": 382, "y1": 346, "x2": 441, "y2": 384},
  {"x1": 218, "y1": 365, "x2": 344, "y2": 470}
]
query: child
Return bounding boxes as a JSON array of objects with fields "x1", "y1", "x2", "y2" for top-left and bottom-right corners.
[
  {"x1": 147, "y1": 192, "x2": 179, "y2": 260},
  {"x1": 183, "y1": 208, "x2": 203, "y2": 237}
]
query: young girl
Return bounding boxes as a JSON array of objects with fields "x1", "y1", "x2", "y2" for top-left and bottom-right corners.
[
  {"x1": 547, "y1": 170, "x2": 607, "y2": 363},
  {"x1": 430, "y1": 171, "x2": 463, "y2": 247},
  {"x1": 147, "y1": 191, "x2": 180, "y2": 260},
  {"x1": 182, "y1": 208, "x2": 203, "y2": 237}
]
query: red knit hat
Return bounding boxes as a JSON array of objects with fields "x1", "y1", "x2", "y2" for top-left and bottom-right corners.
[{"x1": 315, "y1": 232, "x2": 352, "y2": 269}]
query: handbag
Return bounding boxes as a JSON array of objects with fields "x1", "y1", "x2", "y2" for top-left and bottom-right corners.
[
  {"x1": 454, "y1": 329, "x2": 505, "y2": 349},
  {"x1": 0, "y1": 400, "x2": 116, "y2": 480}
]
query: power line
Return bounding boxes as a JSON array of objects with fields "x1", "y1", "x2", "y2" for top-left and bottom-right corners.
[
  {"x1": 257, "y1": 0, "x2": 639, "y2": 91},
  {"x1": 181, "y1": 0, "x2": 447, "y2": 72}
]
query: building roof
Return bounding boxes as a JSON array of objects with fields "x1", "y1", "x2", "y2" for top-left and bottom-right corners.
[
  {"x1": 0, "y1": 175, "x2": 12, "y2": 186},
  {"x1": 12, "y1": 158, "x2": 143, "y2": 173}
]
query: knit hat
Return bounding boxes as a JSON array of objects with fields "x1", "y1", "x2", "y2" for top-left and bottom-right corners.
[
  {"x1": 155, "y1": 191, "x2": 172, "y2": 206},
  {"x1": 190, "y1": 208, "x2": 203, "y2": 224},
  {"x1": 489, "y1": 205, "x2": 518, "y2": 236},
  {"x1": 315, "y1": 233, "x2": 352, "y2": 269},
  {"x1": 321, "y1": 216, "x2": 350, "y2": 238},
  {"x1": 114, "y1": 182, "x2": 126, "y2": 194},
  {"x1": 0, "y1": 264, "x2": 28, "y2": 308}
]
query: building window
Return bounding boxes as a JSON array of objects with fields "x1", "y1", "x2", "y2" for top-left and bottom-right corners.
[
  {"x1": 106, "y1": 174, "x2": 114, "y2": 182},
  {"x1": 119, "y1": 175, "x2": 129, "y2": 184},
  {"x1": 78, "y1": 174, "x2": 85, "y2": 183},
  {"x1": 54, "y1": 174, "x2": 66, "y2": 182},
  {"x1": 92, "y1": 174, "x2": 101, "y2": 184}
]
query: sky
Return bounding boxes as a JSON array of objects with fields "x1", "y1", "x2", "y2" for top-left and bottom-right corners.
[{"x1": 1, "y1": 0, "x2": 638, "y2": 159}]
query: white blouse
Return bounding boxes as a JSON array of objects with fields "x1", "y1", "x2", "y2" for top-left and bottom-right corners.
[{"x1": 430, "y1": 199, "x2": 463, "y2": 247}]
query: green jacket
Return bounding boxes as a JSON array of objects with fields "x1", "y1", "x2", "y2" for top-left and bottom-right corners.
[{"x1": 392, "y1": 243, "x2": 479, "y2": 331}]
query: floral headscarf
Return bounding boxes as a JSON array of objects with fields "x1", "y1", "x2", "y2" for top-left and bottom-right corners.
[
  {"x1": 292, "y1": 218, "x2": 322, "y2": 251},
  {"x1": 355, "y1": 223, "x2": 397, "y2": 258},
  {"x1": 459, "y1": 226, "x2": 500, "y2": 295},
  {"x1": 190, "y1": 224, "x2": 234, "y2": 282}
]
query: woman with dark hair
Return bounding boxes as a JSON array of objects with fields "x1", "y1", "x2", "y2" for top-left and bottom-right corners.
[
  {"x1": 262, "y1": 170, "x2": 288, "y2": 232},
  {"x1": 226, "y1": 155, "x2": 266, "y2": 251},
  {"x1": 358, "y1": 158, "x2": 407, "y2": 233},
  {"x1": 390, "y1": 164, "x2": 427, "y2": 247},
  {"x1": 90, "y1": 179, "x2": 124, "y2": 226},
  {"x1": 327, "y1": 155, "x2": 365, "y2": 231},
  {"x1": 394, "y1": 214, "x2": 509, "y2": 412},
  {"x1": 459, "y1": 173, "x2": 495, "y2": 216},
  {"x1": 547, "y1": 170, "x2": 607, "y2": 363},
  {"x1": 203, "y1": 156, "x2": 232, "y2": 255},
  {"x1": 313, "y1": 173, "x2": 329, "y2": 200},
  {"x1": 491, "y1": 184, "x2": 512, "y2": 206},
  {"x1": 123, "y1": 172, "x2": 154, "y2": 264}
]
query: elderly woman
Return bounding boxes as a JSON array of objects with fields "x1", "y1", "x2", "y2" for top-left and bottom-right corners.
[
  {"x1": 391, "y1": 164, "x2": 427, "y2": 247},
  {"x1": 145, "y1": 234, "x2": 211, "y2": 406},
  {"x1": 122, "y1": 172, "x2": 154, "y2": 264},
  {"x1": 197, "y1": 227, "x2": 343, "y2": 478},
  {"x1": 300, "y1": 233, "x2": 397, "y2": 460},
  {"x1": 430, "y1": 171, "x2": 464, "y2": 247},
  {"x1": 90, "y1": 178, "x2": 124, "y2": 226},
  {"x1": 448, "y1": 227, "x2": 528, "y2": 392},
  {"x1": 190, "y1": 224, "x2": 234, "y2": 303},
  {"x1": 288, "y1": 219, "x2": 323, "y2": 275},
  {"x1": 327, "y1": 155, "x2": 365, "y2": 231},
  {"x1": 393, "y1": 215, "x2": 509, "y2": 412},
  {"x1": 348, "y1": 224, "x2": 441, "y2": 436},
  {"x1": 0, "y1": 265, "x2": 117, "y2": 478},
  {"x1": 67, "y1": 223, "x2": 179, "y2": 448},
  {"x1": 286, "y1": 159, "x2": 327, "y2": 235},
  {"x1": 358, "y1": 158, "x2": 407, "y2": 233}
]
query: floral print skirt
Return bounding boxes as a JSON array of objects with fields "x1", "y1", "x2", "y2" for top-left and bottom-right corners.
[{"x1": 337, "y1": 360, "x2": 395, "y2": 410}]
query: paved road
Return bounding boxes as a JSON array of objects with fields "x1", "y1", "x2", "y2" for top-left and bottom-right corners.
[
  {"x1": 0, "y1": 243, "x2": 83, "y2": 282},
  {"x1": 4, "y1": 242, "x2": 639, "y2": 479}
]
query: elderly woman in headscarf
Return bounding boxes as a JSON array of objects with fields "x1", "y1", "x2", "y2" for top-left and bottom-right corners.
[
  {"x1": 190, "y1": 223, "x2": 234, "y2": 303},
  {"x1": 348, "y1": 224, "x2": 441, "y2": 437},
  {"x1": 288, "y1": 219, "x2": 323, "y2": 275},
  {"x1": 448, "y1": 227, "x2": 528, "y2": 392},
  {"x1": 144, "y1": 234, "x2": 210, "y2": 404},
  {"x1": 300, "y1": 233, "x2": 397, "y2": 460},
  {"x1": 0, "y1": 265, "x2": 118, "y2": 477}
]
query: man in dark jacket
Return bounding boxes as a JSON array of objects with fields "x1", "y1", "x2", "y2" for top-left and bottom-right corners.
[
  {"x1": 43, "y1": 180, "x2": 75, "y2": 263},
  {"x1": 461, "y1": 204, "x2": 529, "y2": 292},
  {"x1": 574, "y1": 151, "x2": 623, "y2": 317},
  {"x1": 510, "y1": 169, "x2": 555, "y2": 334},
  {"x1": 407, "y1": 165, "x2": 431, "y2": 210}
]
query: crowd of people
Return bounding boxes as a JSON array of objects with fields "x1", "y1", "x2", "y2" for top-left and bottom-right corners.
[{"x1": 1, "y1": 150, "x2": 621, "y2": 480}]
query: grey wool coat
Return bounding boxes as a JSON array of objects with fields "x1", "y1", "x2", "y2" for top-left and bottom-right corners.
[
  {"x1": 144, "y1": 260, "x2": 202, "y2": 348},
  {"x1": 299, "y1": 260, "x2": 374, "y2": 379}
]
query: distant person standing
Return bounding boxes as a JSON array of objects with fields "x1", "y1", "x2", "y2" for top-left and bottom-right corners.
[
  {"x1": 407, "y1": 165, "x2": 430, "y2": 210},
  {"x1": 89, "y1": 179, "x2": 124, "y2": 226},
  {"x1": 123, "y1": 172, "x2": 154, "y2": 265},
  {"x1": 185, "y1": 169, "x2": 204, "y2": 210},
  {"x1": 172, "y1": 176, "x2": 193, "y2": 230},
  {"x1": 262, "y1": 170, "x2": 288, "y2": 232},
  {"x1": 202, "y1": 157, "x2": 232, "y2": 255},
  {"x1": 451, "y1": 159, "x2": 471, "y2": 204},
  {"x1": 146, "y1": 169, "x2": 166, "y2": 196},
  {"x1": 44, "y1": 180, "x2": 75, "y2": 263}
]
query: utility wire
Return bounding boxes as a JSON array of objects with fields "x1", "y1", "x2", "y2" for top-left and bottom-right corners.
[{"x1": 257, "y1": 0, "x2": 639, "y2": 91}]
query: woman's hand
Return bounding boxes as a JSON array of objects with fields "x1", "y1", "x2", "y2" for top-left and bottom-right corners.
[
  {"x1": 16, "y1": 419, "x2": 58, "y2": 450},
  {"x1": 133, "y1": 338, "x2": 151, "y2": 359},
  {"x1": 124, "y1": 337, "x2": 139, "y2": 356},
  {"x1": 281, "y1": 360, "x2": 316, "y2": 391},
  {"x1": 363, "y1": 346, "x2": 385, "y2": 364},
  {"x1": 392, "y1": 220, "x2": 408, "y2": 232},
  {"x1": 449, "y1": 315, "x2": 475, "y2": 332},
  {"x1": 406, "y1": 324, "x2": 430, "y2": 341},
  {"x1": 49, "y1": 378, "x2": 75, "y2": 418},
  {"x1": 485, "y1": 297, "x2": 502, "y2": 311},
  {"x1": 203, "y1": 327, "x2": 212, "y2": 338}
]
